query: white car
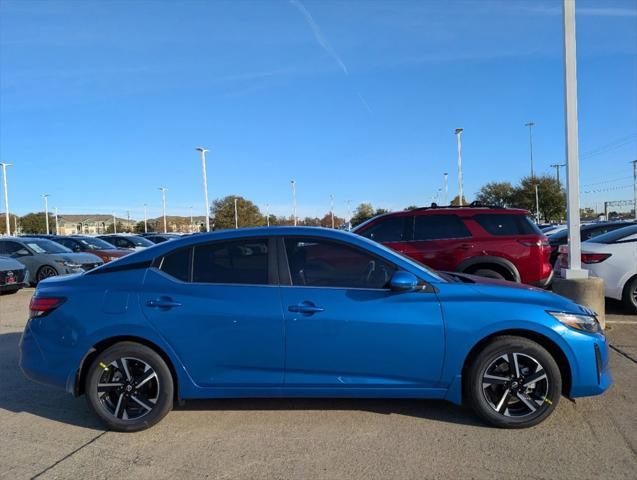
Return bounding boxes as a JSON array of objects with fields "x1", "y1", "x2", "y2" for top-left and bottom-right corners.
[{"x1": 556, "y1": 224, "x2": 637, "y2": 311}]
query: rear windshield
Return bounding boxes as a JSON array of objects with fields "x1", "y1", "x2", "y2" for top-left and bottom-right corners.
[
  {"x1": 587, "y1": 225, "x2": 637, "y2": 244},
  {"x1": 473, "y1": 214, "x2": 541, "y2": 236},
  {"x1": 128, "y1": 236, "x2": 154, "y2": 247}
]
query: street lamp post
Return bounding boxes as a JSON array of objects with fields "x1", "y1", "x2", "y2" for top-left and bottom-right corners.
[
  {"x1": 113, "y1": 212, "x2": 117, "y2": 234},
  {"x1": 346, "y1": 200, "x2": 352, "y2": 231},
  {"x1": 54, "y1": 207, "x2": 59, "y2": 235},
  {"x1": 266, "y1": 204, "x2": 270, "y2": 227},
  {"x1": 525, "y1": 121, "x2": 536, "y2": 179},
  {"x1": 330, "y1": 194, "x2": 335, "y2": 228},
  {"x1": 632, "y1": 160, "x2": 637, "y2": 221},
  {"x1": 443, "y1": 172, "x2": 449, "y2": 205},
  {"x1": 143, "y1": 203, "x2": 148, "y2": 233},
  {"x1": 0, "y1": 163, "x2": 12, "y2": 235},
  {"x1": 454, "y1": 129, "x2": 464, "y2": 206},
  {"x1": 234, "y1": 197, "x2": 239, "y2": 229},
  {"x1": 42, "y1": 194, "x2": 50, "y2": 234},
  {"x1": 196, "y1": 147, "x2": 211, "y2": 232},
  {"x1": 290, "y1": 180, "x2": 297, "y2": 226},
  {"x1": 159, "y1": 187, "x2": 168, "y2": 233},
  {"x1": 189, "y1": 206, "x2": 194, "y2": 233}
]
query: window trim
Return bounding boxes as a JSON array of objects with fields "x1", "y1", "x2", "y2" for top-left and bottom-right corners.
[{"x1": 278, "y1": 235, "x2": 406, "y2": 291}]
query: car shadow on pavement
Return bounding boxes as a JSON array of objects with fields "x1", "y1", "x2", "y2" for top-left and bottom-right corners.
[
  {"x1": 605, "y1": 298, "x2": 635, "y2": 316},
  {"x1": 0, "y1": 330, "x2": 482, "y2": 428},
  {"x1": 0, "y1": 332, "x2": 104, "y2": 431}
]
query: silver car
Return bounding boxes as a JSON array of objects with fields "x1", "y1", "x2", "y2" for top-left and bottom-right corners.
[
  {"x1": 0, "y1": 237, "x2": 103, "y2": 284},
  {"x1": 0, "y1": 255, "x2": 29, "y2": 294}
]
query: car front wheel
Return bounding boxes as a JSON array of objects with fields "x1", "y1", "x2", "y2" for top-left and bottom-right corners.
[
  {"x1": 85, "y1": 342, "x2": 174, "y2": 432},
  {"x1": 466, "y1": 336, "x2": 561, "y2": 428}
]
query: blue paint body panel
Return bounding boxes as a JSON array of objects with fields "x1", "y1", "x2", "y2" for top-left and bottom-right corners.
[{"x1": 18, "y1": 227, "x2": 611, "y2": 405}]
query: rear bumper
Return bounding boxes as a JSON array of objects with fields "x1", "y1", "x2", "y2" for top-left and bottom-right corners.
[{"x1": 530, "y1": 269, "x2": 554, "y2": 288}]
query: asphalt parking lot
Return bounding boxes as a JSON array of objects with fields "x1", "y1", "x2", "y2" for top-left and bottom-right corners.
[{"x1": 1, "y1": 289, "x2": 636, "y2": 480}]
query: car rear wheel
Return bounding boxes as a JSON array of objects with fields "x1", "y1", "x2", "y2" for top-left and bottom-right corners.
[
  {"x1": 621, "y1": 276, "x2": 637, "y2": 313},
  {"x1": 466, "y1": 336, "x2": 561, "y2": 428},
  {"x1": 36, "y1": 265, "x2": 58, "y2": 283},
  {"x1": 85, "y1": 342, "x2": 174, "y2": 432}
]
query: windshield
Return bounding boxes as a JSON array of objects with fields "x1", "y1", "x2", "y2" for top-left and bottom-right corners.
[
  {"x1": 587, "y1": 225, "x2": 637, "y2": 244},
  {"x1": 25, "y1": 239, "x2": 72, "y2": 254},
  {"x1": 130, "y1": 236, "x2": 155, "y2": 247},
  {"x1": 76, "y1": 237, "x2": 116, "y2": 250}
]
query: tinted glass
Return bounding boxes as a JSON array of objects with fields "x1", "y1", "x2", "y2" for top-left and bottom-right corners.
[
  {"x1": 360, "y1": 217, "x2": 406, "y2": 242},
  {"x1": 0, "y1": 241, "x2": 22, "y2": 255},
  {"x1": 586, "y1": 224, "x2": 637, "y2": 242},
  {"x1": 284, "y1": 238, "x2": 395, "y2": 289},
  {"x1": 160, "y1": 248, "x2": 191, "y2": 282},
  {"x1": 23, "y1": 239, "x2": 71, "y2": 254},
  {"x1": 473, "y1": 214, "x2": 541, "y2": 236},
  {"x1": 75, "y1": 237, "x2": 115, "y2": 250},
  {"x1": 56, "y1": 238, "x2": 81, "y2": 251},
  {"x1": 192, "y1": 239, "x2": 268, "y2": 284},
  {"x1": 413, "y1": 215, "x2": 471, "y2": 240},
  {"x1": 129, "y1": 236, "x2": 154, "y2": 247}
]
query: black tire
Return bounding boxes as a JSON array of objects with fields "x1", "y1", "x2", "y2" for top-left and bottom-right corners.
[
  {"x1": 471, "y1": 268, "x2": 507, "y2": 281},
  {"x1": 85, "y1": 342, "x2": 174, "y2": 432},
  {"x1": 466, "y1": 336, "x2": 561, "y2": 428},
  {"x1": 621, "y1": 276, "x2": 637, "y2": 313},
  {"x1": 36, "y1": 265, "x2": 58, "y2": 284}
]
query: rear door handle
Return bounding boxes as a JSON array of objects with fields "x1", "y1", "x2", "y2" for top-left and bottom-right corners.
[
  {"x1": 459, "y1": 243, "x2": 475, "y2": 250},
  {"x1": 288, "y1": 302, "x2": 325, "y2": 315},
  {"x1": 147, "y1": 297, "x2": 182, "y2": 309}
]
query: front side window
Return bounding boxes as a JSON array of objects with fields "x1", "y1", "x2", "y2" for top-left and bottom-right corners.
[
  {"x1": 360, "y1": 216, "x2": 406, "y2": 243},
  {"x1": 192, "y1": 239, "x2": 269, "y2": 285},
  {"x1": 284, "y1": 237, "x2": 395, "y2": 289},
  {"x1": 473, "y1": 214, "x2": 540, "y2": 236},
  {"x1": 159, "y1": 248, "x2": 191, "y2": 282},
  {"x1": 413, "y1": 214, "x2": 471, "y2": 241},
  {"x1": 0, "y1": 241, "x2": 23, "y2": 255}
]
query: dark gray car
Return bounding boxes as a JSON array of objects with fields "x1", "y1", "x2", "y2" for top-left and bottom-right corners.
[
  {"x1": 0, "y1": 237, "x2": 103, "y2": 285},
  {"x1": 0, "y1": 255, "x2": 29, "y2": 294}
]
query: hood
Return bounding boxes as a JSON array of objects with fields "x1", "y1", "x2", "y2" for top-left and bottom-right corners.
[
  {"x1": 443, "y1": 272, "x2": 590, "y2": 314},
  {"x1": 56, "y1": 252, "x2": 103, "y2": 264},
  {"x1": 0, "y1": 255, "x2": 26, "y2": 271}
]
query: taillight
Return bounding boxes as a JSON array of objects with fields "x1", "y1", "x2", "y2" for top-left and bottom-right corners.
[
  {"x1": 29, "y1": 296, "x2": 66, "y2": 319},
  {"x1": 581, "y1": 253, "x2": 612, "y2": 264},
  {"x1": 518, "y1": 238, "x2": 550, "y2": 248}
]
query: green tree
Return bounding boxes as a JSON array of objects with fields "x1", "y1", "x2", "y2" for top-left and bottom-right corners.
[
  {"x1": 0, "y1": 213, "x2": 19, "y2": 235},
  {"x1": 211, "y1": 195, "x2": 264, "y2": 230},
  {"x1": 404, "y1": 205, "x2": 419, "y2": 211},
  {"x1": 319, "y1": 213, "x2": 345, "y2": 228},
  {"x1": 350, "y1": 203, "x2": 375, "y2": 227},
  {"x1": 511, "y1": 175, "x2": 565, "y2": 222},
  {"x1": 475, "y1": 182, "x2": 516, "y2": 207},
  {"x1": 106, "y1": 221, "x2": 125, "y2": 234},
  {"x1": 19, "y1": 212, "x2": 54, "y2": 234},
  {"x1": 450, "y1": 195, "x2": 469, "y2": 206}
]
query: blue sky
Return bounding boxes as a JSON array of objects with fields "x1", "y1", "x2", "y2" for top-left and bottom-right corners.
[{"x1": 1, "y1": 0, "x2": 636, "y2": 220}]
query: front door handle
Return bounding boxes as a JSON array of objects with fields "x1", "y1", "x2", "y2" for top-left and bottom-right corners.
[
  {"x1": 288, "y1": 301, "x2": 325, "y2": 315},
  {"x1": 459, "y1": 243, "x2": 475, "y2": 250},
  {"x1": 147, "y1": 297, "x2": 182, "y2": 309}
]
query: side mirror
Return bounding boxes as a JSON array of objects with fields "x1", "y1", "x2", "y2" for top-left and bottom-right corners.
[
  {"x1": 14, "y1": 249, "x2": 31, "y2": 257},
  {"x1": 390, "y1": 271, "x2": 419, "y2": 292}
]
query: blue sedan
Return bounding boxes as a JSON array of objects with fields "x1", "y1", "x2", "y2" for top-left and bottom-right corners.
[{"x1": 19, "y1": 227, "x2": 611, "y2": 431}]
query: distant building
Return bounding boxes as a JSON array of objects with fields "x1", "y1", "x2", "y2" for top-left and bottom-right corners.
[{"x1": 57, "y1": 215, "x2": 133, "y2": 235}]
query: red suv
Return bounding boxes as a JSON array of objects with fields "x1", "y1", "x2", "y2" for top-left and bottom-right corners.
[{"x1": 353, "y1": 205, "x2": 552, "y2": 286}]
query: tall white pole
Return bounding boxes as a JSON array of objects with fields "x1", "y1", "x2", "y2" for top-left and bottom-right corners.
[
  {"x1": 266, "y1": 204, "x2": 270, "y2": 227},
  {"x1": 454, "y1": 129, "x2": 464, "y2": 206},
  {"x1": 54, "y1": 207, "x2": 59, "y2": 235},
  {"x1": 562, "y1": 0, "x2": 585, "y2": 277},
  {"x1": 159, "y1": 187, "x2": 167, "y2": 233},
  {"x1": 347, "y1": 200, "x2": 352, "y2": 231},
  {"x1": 443, "y1": 172, "x2": 448, "y2": 205},
  {"x1": 525, "y1": 121, "x2": 536, "y2": 179},
  {"x1": 632, "y1": 160, "x2": 637, "y2": 221},
  {"x1": 196, "y1": 147, "x2": 211, "y2": 232},
  {"x1": 234, "y1": 198, "x2": 238, "y2": 229},
  {"x1": 143, "y1": 203, "x2": 148, "y2": 233},
  {"x1": 1, "y1": 163, "x2": 11, "y2": 235},
  {"x1": 291, "y1": 180, "x2": 297, "y2": 226},
  {"x1": 113, "y1": 212, "x2": 117, "y2": 234},
  {"x1": 42, "y1": 194, "x2": 50, "y2": 234},
  {"x1": 330, "y1": 194, "x2": 335, "y2": 228}
]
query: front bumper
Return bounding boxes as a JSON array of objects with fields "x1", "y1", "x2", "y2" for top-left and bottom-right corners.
[{"x1": 565, "y1": 328, "x2": 612, "y2": 398}]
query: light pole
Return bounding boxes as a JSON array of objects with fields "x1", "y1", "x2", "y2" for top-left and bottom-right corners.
[
  {"x1": 454, "y1": 129, "x2": 464, "y2": 206},
  {"x1": 113, "y1": 212, "x2": 117, "y2": 234},
  {"x1": 0, "y1": 163, "x2": 12, "y2": 235},
  {"x1": 550, "y1": 163, "x2": 566, "y2": 188},
  {"x1": 525, "y1": 121, "x2": 536, "y2": 179},
  {"x1": 189, "y1": 206, "x2": 194, "y2": 233},
  {"x1": 143, "y1": 203, "x2": 148, "y2": 233},
  {"x1": 234, "y1": 197, "x2": 239, "y2": 229},
  {"x1": 196, "y1": 147, "x2": 211, "y2": 232},
  {"x1": 330, "y1": 194, "x2": 335, "y2": 228},
  {"x1": 54, "y1": 207, "x2": 59, "y2": 235},
  {"x1": 443, "y1": 172, "x2": 449, "y2": 205},
  {"x1": 266, "y1": 204, "x2": 270, "y2": 227},
  {"x1": 159, "y1": 187, "x2": 168, "y2": 233},
  {"x1": 346, "y1": 200, "x2": 352, "y2": 231},
  {"x1": 290, "y1": 180, "x2": 297, "y2": 226},
  {"x1": 632, "y1": 160, "x2": 637, "y2": 221},
  {"x1": 42, "y1": 194, "x2": 50, "y2": 234}
]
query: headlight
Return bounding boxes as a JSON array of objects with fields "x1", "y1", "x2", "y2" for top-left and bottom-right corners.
[
  {"x1": 548, "y1": 311, "x2": 601, "y2": 333},
  {"x1": 56, "y1": 260, "x2": 82, "y2": 269}
]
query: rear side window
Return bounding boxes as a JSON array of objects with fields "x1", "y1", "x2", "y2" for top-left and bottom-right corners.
[
  {"x1": 473, "y1": 214, "x2": 541, "y2": 236},
  {"x1": 192, "y1": 239, "x2": 269, "y2": 285},
  {"x1": 360, "y1": 217, "x2": 406, "y2": 242},
  {"x1": 159, "y1": 248, "x2": 191, "y2": 282},
  {"x1": 413, "y1": 215, "x2": 471, "y2": 241}
]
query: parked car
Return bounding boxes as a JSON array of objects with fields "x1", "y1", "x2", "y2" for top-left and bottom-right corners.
[
  {"x1": 0, "y1": 255, "x2": 29, "y2": 294},
  {"x1": 46, "y1": 236, "x2": 131, "y2": 263},
  {"x1": 353, "y1": 205, "x2": 552, "y2": 286},
  {"x1": 140, "y1": 233, "x2": 180, "y2": 244},
  {"x1": 556, "y1": 224, "x2": 637, "y2": 312},
  {"x1": 548, "y1": 221, "x2": 637, "y2": 265},
  {"x1": 20, "y1": 227, "x2": 609, "y2": 432},
  {"x1": 97, "y1": 234, "x2": 155, "y2": 251},
  {"x1": 541, "y1": 224, "x2": 566, "y2": 236},
  {"x1": 0, "y1": 237, "x2": 103, "y2": 284}
]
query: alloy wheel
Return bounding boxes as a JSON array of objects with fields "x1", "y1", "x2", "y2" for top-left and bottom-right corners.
[
  {"x1": 37, "y1": 266, "x2": 58, "y2": 282},
  {"x1": 96, "y1": 357, "x2": 160, "y2": 420},
  {"x1": 481, "y1": 352, "x2": 550, "y2": 417}
]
